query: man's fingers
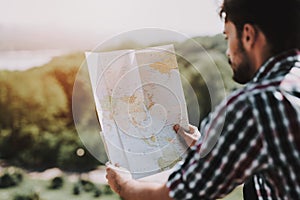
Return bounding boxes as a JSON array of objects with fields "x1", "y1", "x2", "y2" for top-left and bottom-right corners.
[
  {"x1": 177, "y1": 128, "x2": 195, "y2": 146},
  {"x1": 174, "y1": 124, "x2": 189, "y2": 135},
  {"x1": 173, "y1": 124, "x2": 201, "y2": 147},
  {"x1": 173, "y1": 124, "x2": 180, "y2": 132},
  {"x1": 106, "y1": 164, "x2": 118, "y2": 180},
  {"x1": 176, "y1": 126, "x2": 190, "y2": 139},
  {"x1": 189, "y1": 125, "x2": 196, "y2": 134},
  {"x1": 174, "y1": 124, "x2": 198, "y2": 134},
  {"x1": 106, "y1": 168, "x2": 113, "y2": 179},
  {"x1": 173, "y1": 124, "x2": 190, "y2": 134}
]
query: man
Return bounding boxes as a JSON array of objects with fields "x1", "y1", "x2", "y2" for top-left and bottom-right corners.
[{"x1": 106, "y1": 0, "x2": 300, "y2": 199}]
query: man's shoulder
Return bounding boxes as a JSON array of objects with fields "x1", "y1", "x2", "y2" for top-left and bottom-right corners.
[{"x1": 224, "y1": 81, "x2": 280, "y2": 107}]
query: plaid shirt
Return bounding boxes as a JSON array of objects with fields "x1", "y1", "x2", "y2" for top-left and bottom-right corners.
[{"x1": 167, "y1": 49, "x2": 300, "y2": 200}]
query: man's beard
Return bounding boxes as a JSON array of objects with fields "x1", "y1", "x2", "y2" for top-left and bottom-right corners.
[
  {"x1": 229, "y1": 39, "x2": 254, "y2": 84},
  {"x1": 231, "y1": 56, "x2": 253, "y2": 84}
]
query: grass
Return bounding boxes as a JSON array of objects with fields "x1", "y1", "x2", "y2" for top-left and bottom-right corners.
[
  {"x1": 0, "y1": 174, "x2": 119, "y2": 200},
  {"x1": 0, "y1": 172, "x2": 242, "y2": 200}
]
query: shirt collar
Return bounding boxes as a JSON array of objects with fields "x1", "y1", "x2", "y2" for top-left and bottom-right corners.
[{"x1": 251, "y1": 49, "x2": 300, "y2": 83}]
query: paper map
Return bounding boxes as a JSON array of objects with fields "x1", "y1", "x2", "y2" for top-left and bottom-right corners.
[{"x1": 85, "y1": 45, "x2": 189, "y2": 178}]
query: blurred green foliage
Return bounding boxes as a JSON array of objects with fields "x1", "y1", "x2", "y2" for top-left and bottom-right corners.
[
  {"x1": 13, "y1": 191, "x2": 41, "y2": 200},
  {"x1": 48, "y1": 176, "x2": 64, "y2": 190},
  {"x1": 0, "y1": 171, "x2": 119, "y2": 200},
  {"x1": 0, "y1": 167, "x2": 23, "y2": 188},
  {"x1": 0, "y1": 53, "x2": 100, "y2": 171},
  {"x1": 0, "y1": 34, "x2": 240, "y2": 171},
  {"x1": 71, "y1": 178, "x2": 112, "y2": 197},
  {"x1": 176, "y1": 34, "x2": 240, "y2": 126}
]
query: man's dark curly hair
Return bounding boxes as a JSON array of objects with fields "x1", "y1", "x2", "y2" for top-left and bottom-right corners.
[{"x1": 219, "y1": 0, "x2": 300, "y2": 54}]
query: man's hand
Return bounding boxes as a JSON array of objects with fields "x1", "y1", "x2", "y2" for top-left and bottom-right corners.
[
  {"x1": 106, "y1": 164, "x2": 172, "y2": 200},
  {"x1": 106, "y1": 163, "x2": 133, "y2": 196},
  {"x1": 173, "y1": 124, "x2": 201, "y2": 147}
]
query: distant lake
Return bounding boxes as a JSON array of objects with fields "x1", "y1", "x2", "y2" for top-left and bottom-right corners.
[{"x1": 0, "y1": 50, "x2": 70, "y2": 71}]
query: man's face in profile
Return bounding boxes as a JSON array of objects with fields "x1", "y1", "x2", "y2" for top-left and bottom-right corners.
[{"x1": 224, "y1": 21, "x2": 253, "y2": 84}]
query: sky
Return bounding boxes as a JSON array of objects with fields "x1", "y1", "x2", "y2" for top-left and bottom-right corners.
[{"x1": 0, "y1": 0, "x2": 224, "y2": 51}]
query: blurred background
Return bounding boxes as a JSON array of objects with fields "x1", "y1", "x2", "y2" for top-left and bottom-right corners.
[{"x1": 0, "y1": 0, "x2": 242, "y2": 199}]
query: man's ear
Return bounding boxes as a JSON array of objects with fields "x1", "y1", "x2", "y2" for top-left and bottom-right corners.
[{"x1": 242, "y1": 23, "x2": 257, "y2": 50}]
